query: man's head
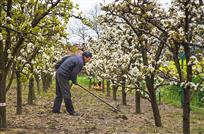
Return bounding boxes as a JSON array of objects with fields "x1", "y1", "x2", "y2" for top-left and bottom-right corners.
[{"x1": 82, "y1": 51, "x2": 92, "y2": 63}]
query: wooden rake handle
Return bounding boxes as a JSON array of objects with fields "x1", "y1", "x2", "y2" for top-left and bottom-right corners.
[{"x1": 77, "y1": 84, "x2": 120, "y2": 113}]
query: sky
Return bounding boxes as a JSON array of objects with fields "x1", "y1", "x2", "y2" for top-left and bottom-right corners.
[{"x1": 68, "y1": 0, "x2": 172, "y2": 44}]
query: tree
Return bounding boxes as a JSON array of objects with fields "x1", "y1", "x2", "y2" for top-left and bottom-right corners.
[
  {"x1": 100, "y1": 0, "x2": 168, "y2": 127},
  {"x1": 160, "y1": 1, "x2": 204, "y2": 133},
  {"x1": 105, "y1": 0, "x2": 204, "y2": 133},
  {"x1": 0, "y1": 0, "x2": 73, "y2": 128}
]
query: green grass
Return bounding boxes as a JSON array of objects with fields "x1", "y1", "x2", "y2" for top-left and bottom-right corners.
[
  {"x1": 159, "y1": 85, "x2": 204, "y2": 113},
  {"x1": 159, "y1": 85, "x2": 182, "y2": 106},
  {"x1": 77, "y1": 75, "x2": 90, "y2": 86},
  {"x1": 191, "y1": 106, "x2": 204, "y2": 114}
]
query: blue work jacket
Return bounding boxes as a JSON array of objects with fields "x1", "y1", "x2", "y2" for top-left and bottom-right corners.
[{"x1": 57, "y1": 55, "x2": 84, "y2": 83}]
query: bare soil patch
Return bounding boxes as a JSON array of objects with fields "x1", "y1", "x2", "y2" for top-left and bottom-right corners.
[{"x1": 1, "y1": 86, "x2": 204, "y2": 134}]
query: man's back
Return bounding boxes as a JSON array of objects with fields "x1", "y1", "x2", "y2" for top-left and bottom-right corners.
[{"x1": 57, "y1": 55, "x2": 84, "y2": 81}]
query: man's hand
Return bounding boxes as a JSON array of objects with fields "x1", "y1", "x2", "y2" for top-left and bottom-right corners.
[{"x1": 72, "y1": 81, "x2": 78, "y2": 85}]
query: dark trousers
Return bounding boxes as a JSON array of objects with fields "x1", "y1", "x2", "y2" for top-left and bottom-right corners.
[{"x1": 52, "y1": 72, "x2": 75, "y2": 114}]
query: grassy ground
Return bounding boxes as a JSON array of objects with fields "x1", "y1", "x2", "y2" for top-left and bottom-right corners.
[{"x1": 159, "y1": 85, "x2": 204, "y2": 115}]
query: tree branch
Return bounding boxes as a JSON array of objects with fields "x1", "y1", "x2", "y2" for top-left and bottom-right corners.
[
  {"x1": 0, "y1": 25, "x2": 22, "y2": 34},
  {"x1": 31, "y1": 0, "x2": 61, "y2": 27}
]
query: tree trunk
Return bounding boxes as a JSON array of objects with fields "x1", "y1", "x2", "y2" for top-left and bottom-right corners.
[
  {"x1": 183, "y1": 44, "x2": 192, "y2": 134},
  {"x1": 183, "y1": 86, "x2": 190, "y2": 134},
  {"x1": 102, "y1": 79, "x2": 105, "y2": 92},
  {"x1": 121, "y1": 77, "x2": 127, "y2": 105},
  {"x1": 149, "y1": 90, "x2": 161, "y2": 126},
  {"x1": 35, "y1": 74, "x2": 40, "y2": 94},
  {"x1": 112, "y1": 85, "x2": 118, "y2": 101},
  {"x1": 42, "y1": 76, "x2": 47, "y2": 92},
  {"x1": 16, "y1": 71, "x2": 22, "y2": 114},
  {"x1": 146, "y1": 77, "x2": 162, "y2": 127},
  {"x1": 0, "y1": 2, "x2": 7, "y2": 128},
  {"x1": 135, "y1": 90, "x2": 141, "y2": 114},
  {"x1": 48, "y1": 75, "x2": 52, "y2": 89},
  {"x1": 140, "y1": 42, "x2": 162, "y2": 127},
  {"x1": 42, "y1": 73, "x2": 52, "y2": 92},
  {"x1": 158, "y1": 90, "x2": 161, "y2": 104},
  {"x1": 88, "y1": 78, "x2": 92, "y2": 89},
  {"x1": 106, "y1": 80, "x2": 110, "y2": 97},
  {"x1": 0, "y1": 72, "x2": 7, "y2": 128},
  {"x1": 28, "y1": 75, "x2": 35, "y2": 105}
]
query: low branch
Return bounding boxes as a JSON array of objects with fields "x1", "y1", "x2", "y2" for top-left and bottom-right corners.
[
  {"x1": 0, "y1": 25, "x2": 22, "y2": 35},
  {"x1": 31, "y1": 0, "x2": 61, "y2": 27},
  {"x1": 158, "y1": 69, "x2": 180, "y2": 83}
]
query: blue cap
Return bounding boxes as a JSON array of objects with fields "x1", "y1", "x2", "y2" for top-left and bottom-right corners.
[{"x1": 82, "y1": 51, "x2": 92, "y2": 57}]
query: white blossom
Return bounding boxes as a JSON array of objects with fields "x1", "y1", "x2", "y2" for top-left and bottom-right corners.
[{"x1": 0, "y1": 33, "x2": 3, "y2": 41}]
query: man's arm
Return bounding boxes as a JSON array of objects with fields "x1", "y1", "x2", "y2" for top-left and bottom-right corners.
[{"x1": 71, "y1": 75, "x2": 78, "y2": 85}]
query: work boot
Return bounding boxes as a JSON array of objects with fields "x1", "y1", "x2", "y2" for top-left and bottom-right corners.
[{"x1": 69, "y1": 112, "x2": 80, "y2": 116}]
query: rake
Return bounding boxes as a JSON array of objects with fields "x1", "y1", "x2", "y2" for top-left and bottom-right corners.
[{"x1": 77, "y1": 84, "x2": 120, "y2": 113}]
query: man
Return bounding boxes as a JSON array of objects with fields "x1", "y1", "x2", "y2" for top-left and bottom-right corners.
[{"x1": 52, "y1": 51, "x2": 92, "y2": 116}]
